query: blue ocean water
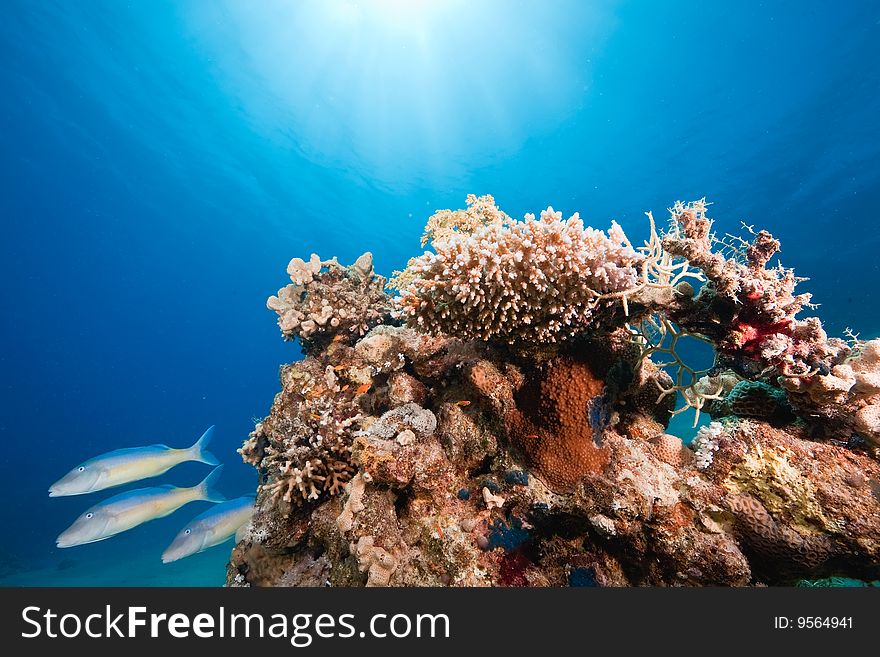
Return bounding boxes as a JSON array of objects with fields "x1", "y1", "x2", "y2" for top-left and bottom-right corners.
[{"x1": 1, "y1": 0, "x2": 877, "y2": 586}]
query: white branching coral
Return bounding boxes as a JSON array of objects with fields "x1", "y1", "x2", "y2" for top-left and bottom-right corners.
[
  {"x1": 390, "y1": 195, "x2": 512, "y2": 291},
  {"x1": 392, "y1": 198, "x2": 644, "y2": 344},
  {"x1": 263, "y1": 459, "x2": 325, "y2": 503},
  {"x1": 261, "y1": 446, "x2": 355, "y2": 506},
  {"x1": 622, "y1": 209, "x2": 705, "y2": 313}
]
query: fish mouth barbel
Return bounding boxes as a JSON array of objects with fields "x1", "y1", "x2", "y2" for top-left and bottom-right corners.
[
  {"x1": 56, "y1": 466, "x2": 226, "y2": 548},
  {"x1": 49, "y1": 426, "x2": 220, "y2": 497}
]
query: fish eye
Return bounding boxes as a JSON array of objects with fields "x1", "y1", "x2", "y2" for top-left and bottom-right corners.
[
  {"x1": 184, "y1": 529, "x2": 191, "y2": 535},
  {"x1": 86, "y1": 513, "x2": 93, "y2": 519},
  {"x1": 78, "y1": 466, "x2": 85, "y2": 472}
]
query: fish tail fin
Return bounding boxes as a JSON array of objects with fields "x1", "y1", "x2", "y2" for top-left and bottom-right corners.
[
  {"x1": 197, "y1": 465, "x2": 226, "y2": 503},
  {"x1": 190, "y1": 425, "x2": 220, "y2": 466},
  {"x1": 235, "y1": 522, "x2": 251, "y2": 544}
]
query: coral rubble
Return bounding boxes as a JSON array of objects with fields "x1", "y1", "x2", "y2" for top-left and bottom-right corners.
[{"x1": 229, "y1": 196, "x2": 880, "y2": 588}]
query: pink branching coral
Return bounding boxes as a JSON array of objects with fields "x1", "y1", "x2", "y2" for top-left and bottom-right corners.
[
  {"x1": 267, "y1": 252, "x2": 391, "y2": 353},
  {"x1": 392, "y1": 198, "x2": 644, "y2": 344}
]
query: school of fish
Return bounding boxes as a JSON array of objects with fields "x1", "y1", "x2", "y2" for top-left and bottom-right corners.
[{"x1": 49, "y1": 426, "x2": 254, "y2": 562}]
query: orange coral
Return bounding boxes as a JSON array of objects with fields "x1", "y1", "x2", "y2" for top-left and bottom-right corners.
[{"x1": 505, "y1": 358, "x2": 610, "y2": 491}]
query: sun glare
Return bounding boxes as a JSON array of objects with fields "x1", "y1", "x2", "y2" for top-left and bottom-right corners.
[
  {"x1": 331, "y1": 0, "x2": 455, "y2": 29},
  {"x1": 185, "y1": 0, "x2": 609, "y2": 185}
]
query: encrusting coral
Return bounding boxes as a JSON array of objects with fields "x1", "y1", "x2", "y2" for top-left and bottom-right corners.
[
  {"x1": 501, "y1": 356, "x2": 611, "y2": 491},
  {"x1": 228, "y1": 195, "x2": 880, "y2": 588}
]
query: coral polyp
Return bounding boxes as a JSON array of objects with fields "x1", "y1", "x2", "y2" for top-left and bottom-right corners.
[{"x1": 229, "y1": 195, "x2": 880, "y2": 588}]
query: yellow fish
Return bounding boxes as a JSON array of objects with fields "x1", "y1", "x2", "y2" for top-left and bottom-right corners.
[
  {"x1": 49, "y1": 426, "x2": 219, "y2": 497},
  {"x1": 56, "y1": 466, "x2": 225, "y2": 548}
]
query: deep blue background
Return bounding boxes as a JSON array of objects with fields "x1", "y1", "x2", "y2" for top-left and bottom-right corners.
[{"x1": 1, "y1": 0, "x2": 878, "y2": 584}]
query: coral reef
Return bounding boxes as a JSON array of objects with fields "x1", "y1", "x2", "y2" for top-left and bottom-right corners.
[{"x1": 229, "y1": 196, "x2": 880, "y2": 588}]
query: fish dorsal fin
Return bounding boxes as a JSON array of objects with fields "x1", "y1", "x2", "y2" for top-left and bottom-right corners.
[
  {"x1": 97, "y1": 446, "x2": 142, "y2": 457},
  {"x1": 96, "y1": 445, "x2": 168, "y2": 460}
]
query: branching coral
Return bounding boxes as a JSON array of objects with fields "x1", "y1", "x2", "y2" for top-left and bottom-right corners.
[
  {"x1": 389, "y1": 194, "x2": 513, "y2": 292},
  {"x1": 622, "y1": 209, "x2": 706, "y2": 313},
  {"x1": 249, "y1": 358, "x2": 364, "y2": 511},
  {"x1": 658, "y1": 199, "x2": 845, "y2": 378},
  {"x1": 661, "y1": 199, "x2": 811, "y2": 317},
  {"x1": 392, "y1": 197, "x2": 644, "y2": 344},
  {"x1": 259, "y1": 402, "x2": 359, "y2": 507},
  {"x1": 692, "y1": 421, "x2": 724, "y2": 469},
  {"x1": 419, "y1": 193, "x2": 513, "y2": 247},
  {"x1": 262, "y1": 457, "x2": 353, "y2": 504},
  {"x1": 267, "y1": 252, "x2": 391, "y2": 353}
]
